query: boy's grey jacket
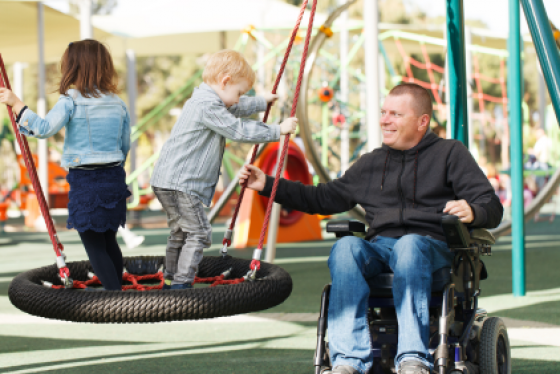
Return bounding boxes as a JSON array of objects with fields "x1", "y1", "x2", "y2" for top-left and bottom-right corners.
[
  {"x1": 259, "y1": 132, "x2": 503, "y2": 242},
  {"x1": 151, "y1": 83, "x2": 280, "y2": 206}
]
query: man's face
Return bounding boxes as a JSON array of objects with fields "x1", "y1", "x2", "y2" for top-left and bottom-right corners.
[{"x1": 380, "y1": 94, "x2": 428, "y2": 150}]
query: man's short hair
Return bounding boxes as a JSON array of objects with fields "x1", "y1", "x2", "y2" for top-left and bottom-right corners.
[
  {"x1": 203, "y1": 49, "x2": 256, "y2": 87},
  {"x1": 388, "y1": 83, "x2": 433, "y2": 119}
]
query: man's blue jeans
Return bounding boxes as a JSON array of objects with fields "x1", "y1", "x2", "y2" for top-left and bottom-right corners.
[{"x1": 327, "y1": 234, "x2": 454, "y2": 374}]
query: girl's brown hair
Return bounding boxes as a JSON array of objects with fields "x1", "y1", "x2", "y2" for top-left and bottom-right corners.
[{"x1": 59, "y1": 39, "x2": 119, "y2": 98}]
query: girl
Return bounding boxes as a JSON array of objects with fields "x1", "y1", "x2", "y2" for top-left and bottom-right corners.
[{"x1": 0, "y1": 39, "x2": 131, "y2": 291}]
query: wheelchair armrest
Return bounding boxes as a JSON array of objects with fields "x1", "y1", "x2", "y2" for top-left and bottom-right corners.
[
  {"x1": 441, "y1": 215, "x2": 471, "y2": 248},
  {"x1": 441, "y1": 215, "x2": 495, "y2": 249},
  {"x1": 470, "y1": 228, "x2": 496, "y2": 245},
  {"x1": 326, "y1": 220, "x2": 366, "y2": 238}
]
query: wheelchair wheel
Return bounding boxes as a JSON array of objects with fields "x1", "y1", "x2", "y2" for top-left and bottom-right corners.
[{"x1": 479, "y1": 317, "x2": 511, "y2": 374}]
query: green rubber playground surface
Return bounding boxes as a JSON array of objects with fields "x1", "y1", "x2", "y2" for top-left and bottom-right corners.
[{"x1": 0, "y1": 215, "x2": 559, "y2": 373}]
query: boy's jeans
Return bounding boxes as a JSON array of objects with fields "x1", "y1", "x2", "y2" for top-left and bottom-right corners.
[
  {"x1": 327, "y1": 234, "x2": 454, "y2": 374},
  {"x1": 153, "y1": 187, "x2": 212, "y2": 284}
]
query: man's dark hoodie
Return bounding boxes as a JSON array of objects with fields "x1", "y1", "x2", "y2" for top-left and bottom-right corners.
[{"x1": 259, "y1": 131, "x2": 503, "y2": 242}]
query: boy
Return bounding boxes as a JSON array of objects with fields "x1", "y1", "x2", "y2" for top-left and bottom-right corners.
[{"x1": 151, "y1": 49, "x2": 298, "y2": 290}]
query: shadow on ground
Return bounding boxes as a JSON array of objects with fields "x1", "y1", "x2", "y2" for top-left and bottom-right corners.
[
  {"x1": 0, "y1": 335, "x2": 142, "y2": 354},
  {"x1": 490, "y1": 299, "x2": 560, "y2": 326}
]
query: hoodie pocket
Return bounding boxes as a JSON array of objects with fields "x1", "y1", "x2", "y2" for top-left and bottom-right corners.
[
  {"x1": 370, "y1": 207, "x2": 402, "y2": 230},
  {"x1": 403, "y1": 206, "x2": 441, "y2": 229}
]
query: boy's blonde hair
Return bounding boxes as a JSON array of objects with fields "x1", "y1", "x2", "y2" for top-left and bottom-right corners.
[{"x1": 202, "y1": 50, "x2": 255, "y2": 87}]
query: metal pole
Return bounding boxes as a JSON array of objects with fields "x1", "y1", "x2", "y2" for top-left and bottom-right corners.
[
  {"x1": 509, "y1": 0, "x2": 525, "y2": 297},
  {"x1": 80, "y1": 0, "x2": 93, "y2": 39},
  {"x1": 444, "y1": 54, "x2": 451, "y2": 139},
  {"x1": 446, "y1": 0, "x2": 469, "y2": 146},
  {"x1": 13, "y1": 63, "x2": 24, "y2": 101},
  {"x1": 126, "y1": 50, "x2": 138, "y2": 172},
  {"x1": 339, "y1": 0, "x2": 349, "y2": 173},
  {"x1": 465, "y1": 27, "x2": 475, "y2": 156},
  {"x1": 537, "y1": 60, "x2": 547, "y2": 129},
  {"x1": 359, "y1": 70, "x2": 367, "y2": 157},
  {"x1": 520, "y1": 0, "x2": 560, "y2": 123},
  {"x1": 37, "y1": 2, "x2": 49, "y2": 206},
  {"x1": 12, "y1": 62, "x2": 25, "y2": 155},
  {"x1": 364, "y1": 0, "x2": 381, "y2": 150},
  {"x1": 322, "y1": 102, "x2": 329, "y2": 167},
  {"x1": 378, "y1": 54, "x2": 386, "y2": 104}
]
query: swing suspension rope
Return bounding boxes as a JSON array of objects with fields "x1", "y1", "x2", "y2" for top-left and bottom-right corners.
[
  {"x1": 222, "y1": 0, "x2": 318, "y2": 279},
  {"x1": 0, "y1": 0, "x2": 318, "y2": 291},
  {"x1": 0, "y1": 55, "x2": 72, "y2": 288},
  {"x1": 221, "y1": 0, "x2": 314, "y2": 258}
]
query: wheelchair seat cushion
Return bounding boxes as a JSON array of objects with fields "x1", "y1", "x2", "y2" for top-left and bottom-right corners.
[{"x1": 367, "y1": 267, "x2": 451, "y2": 297}]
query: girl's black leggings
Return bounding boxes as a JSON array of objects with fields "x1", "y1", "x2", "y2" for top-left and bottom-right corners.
[{"x1": 78, "y1": 230, "x2": 123, "y2": 291}]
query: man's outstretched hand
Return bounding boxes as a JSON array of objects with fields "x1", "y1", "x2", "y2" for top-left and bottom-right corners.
[
  {"x1": 238, "y1": 164, "x2": 266, "y2": 192},
  {"x1": 443, "y1": 199, "x2": 474, "y2": 223}
]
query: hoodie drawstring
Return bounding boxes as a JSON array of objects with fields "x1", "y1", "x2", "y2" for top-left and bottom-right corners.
[
  {"x1": 380, "y1": 149, "x2": 419, "y2": 208},
  {"x1": 380, "y1": 150, "x2": 389, "y2": 190},
  {"x1": 413, "y1": 150, "x2": 418, "y2": 208}
]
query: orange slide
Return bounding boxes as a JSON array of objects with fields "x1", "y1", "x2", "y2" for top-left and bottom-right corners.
[{"x1": 232, "y1": 140, "x2": 322, "y2": 248}]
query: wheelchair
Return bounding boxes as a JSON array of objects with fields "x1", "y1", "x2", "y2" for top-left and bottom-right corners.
[{"x1": 314, "y1": 216, "x2": 511, "y2": 374}]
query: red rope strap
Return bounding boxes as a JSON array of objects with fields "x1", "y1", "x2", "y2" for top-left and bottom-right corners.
[
  {"x1": 222, "y1": 0, "x2": 311, "y2": 252},
  {"x1": 49, "y1": 271, "x2": 241, "y2": 290},
  {"x1": 251, "y1": 0, "x2": 318, "y2": 272},
  {"x1": 0, "y1": 54, "x2": 71, "y2": 285}
]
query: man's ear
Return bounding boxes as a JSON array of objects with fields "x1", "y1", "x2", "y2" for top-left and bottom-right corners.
[
  {"x1": 418, "y1": 114, "x2": 430, "y2": 132},
  {"x1": 220, "y1": 75, "x2": 231, "y2": 89}
]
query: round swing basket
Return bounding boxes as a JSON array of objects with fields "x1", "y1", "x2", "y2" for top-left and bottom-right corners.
[{"x1": 8, "y1": 256, "x2": 293, "y2": 323}]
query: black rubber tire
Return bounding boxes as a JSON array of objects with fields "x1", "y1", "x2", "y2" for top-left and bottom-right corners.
[
  {"x1": 479, "y1": 317, "x2": 511, "y2": 374},
  {"x1": 8, "y1": 255, "x2": 292, "y2": 323}
]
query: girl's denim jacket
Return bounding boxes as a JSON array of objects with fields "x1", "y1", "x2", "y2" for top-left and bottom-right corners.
[{"x1": 18, "y1": 89, "x2": 130, "y2": 168}]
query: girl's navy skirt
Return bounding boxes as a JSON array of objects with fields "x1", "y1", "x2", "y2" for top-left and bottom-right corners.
[{"x1": 66, "y1": 166, "x2": 131, "y2": 232}]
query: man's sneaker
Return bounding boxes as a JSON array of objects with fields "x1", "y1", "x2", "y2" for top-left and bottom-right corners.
[
  {"x1": 170, "y1": 283, "x2": 193, "y2": 290},
  {"x1": 162, "y1": 279, "x2": 172, "y2": 290},
  {"x1": 331, "y1": 365, "x2": 360, "y2": 374},
  {"x1": 398, "y1": 361, "x2": 431, "y2": 374}
]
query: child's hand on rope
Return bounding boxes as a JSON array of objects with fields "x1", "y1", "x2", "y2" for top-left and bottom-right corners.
[
  {"x1": 262, "y1": 92, "x2": 279, "y2": 104},
  {"x1": 0, "y1": 88, "x2": 25, "y2": 115},
  {"x1": 239, "y1": 164, "x2": 266, "y2": 192},
  {"x1": 279, "y1": 117, "x2": 298, "y2": 135}
]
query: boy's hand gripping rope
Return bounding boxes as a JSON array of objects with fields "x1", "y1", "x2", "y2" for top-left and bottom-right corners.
[
  {"x1": 221, "y1": 0, "x2": 313, "y2": 260},
  {"x1": 0, "y1": 54, "x2": 73, "y2": 288}
]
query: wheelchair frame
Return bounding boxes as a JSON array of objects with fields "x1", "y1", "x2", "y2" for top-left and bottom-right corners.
[{"x1": 314, "y1": 216, "x2": 511, "y2": 374}]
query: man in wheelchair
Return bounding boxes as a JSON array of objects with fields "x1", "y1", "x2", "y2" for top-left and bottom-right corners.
[{"x1": 239, "y1": 83, "x2": 504, "y2": 374}]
